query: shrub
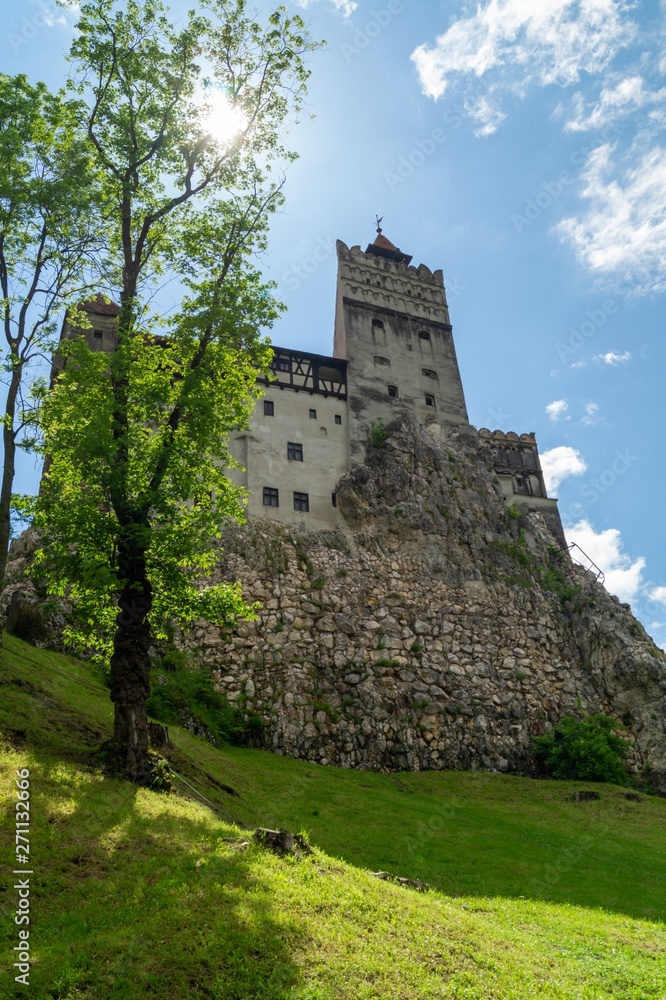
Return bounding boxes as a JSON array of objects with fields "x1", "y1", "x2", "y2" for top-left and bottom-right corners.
[
  {"x1": 533, "y1": 714, "x2": 631, "y2": 785},
  {"x1": 312, "y1": 700, "x2": 339, "y2": 722},
  {"x1": 5, "y1": 600, "x2": 48, "y2": 645},
  {"x1": 541, "y1": 563, "x2": 581, "y2": 607},
  {"x1": 159, "y1": 648, "x2": 190, "y2": 672},
  {"x1": 148, "y1": 753, "x2": 172, "y2": 793},
  {"x1": 369, "y1": 418, "x2": 388, "y2": 448},
  {"x1": 146, "y1": 661, "x2": 248, "y2": 746}
]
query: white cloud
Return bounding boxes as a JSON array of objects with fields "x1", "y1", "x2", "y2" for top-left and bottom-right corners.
[
  {"x1": 466, "y1": 95, "x2": 507, "y2": 137},
  {"x1": 296, "y1": 0, "x2": 357, "y2": 15},
  {"x1": 410, "y1": 0, "x2": 636, "y2": 132},
  {"x1": 570, "y1": 359, "x2": 587, "y2": 368},
  {"x1": 556, "y1": 142, "x2": 666, "y2": 294},
  {"x1": 649, "y1": 585, "x2": 666, "y2": 605},
  {"x1": 546, "y1": 398, "x2": 569, "y2": 422},
  {"x1": 564, "y1": 75, "x2": 666, "y2": 131},
  {"x1": 27, "y1": 0, "x2": 80, "y2": 29},
  {"x1": 582, "y1": 401, "x2": 601, "y2": 424},
  {"x1": 594, "y1": 350, "x2": 631, "y2": 364},
  {"x1": 540, "y1": 445, "x2": 587, "y2": 493},
  {"x1": 566, "y1": 518, "x2": 645, "y2": 602}
]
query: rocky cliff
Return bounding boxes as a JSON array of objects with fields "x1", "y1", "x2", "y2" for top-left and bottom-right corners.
[{"x1": 188, "y1": 414, "x2": 666, "y2": 791}]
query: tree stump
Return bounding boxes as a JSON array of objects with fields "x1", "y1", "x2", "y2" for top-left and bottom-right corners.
[{"x1": 148, "y1": 723, "x2": 170, "y2": 749}]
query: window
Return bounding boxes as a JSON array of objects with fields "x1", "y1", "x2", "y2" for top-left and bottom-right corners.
[
  {"x1": 93, "y1": 329, "x2": 103, "y2": 342},
  {"x1": 272, "y1": 356, "x2": 291, "y2": 372},
  {"x1": 422, "y1": 368, "x2": 438, "y2": 379},
  {"x1": 425, "y1": 394, "x2": 436, "y2": 408},
  {"x1": 264, "y1": 400, "x2": 274, "y2": 416},
  {"x1": 418, "y1": 330, "x2": 431, "y2": 341},
  {"x1": 309, "y1": 408, "x2": 317, "y2": 419},
  {"x1": 287, "y1": 442, "x2": 303, "y2": 461},
  {"x1": 331, "y1": 492, "x2": 337, "y2": 508},
  {"x1": 388, "y1": 385, "x2": 398, "y2": 398},
  {"x1": 372, "y1": 318, "x2": 385, "y2": 330},
  {"x1": 263, "y1": 487, "x2": 279, "y2": 507},
  {"x1": 374, "y1": 356, "x2": 390, "y2": 366},
  {"x1": 293, "y1": 491, "x2": 309, "y2": 512},
  {"x1": 334, "y1": 414, "x2": 342, "y2": 425}
]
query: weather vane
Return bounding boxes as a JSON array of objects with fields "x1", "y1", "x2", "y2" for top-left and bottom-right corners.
[{"x1": 375, "y1": 214, "x2": 383, "y2": 234}]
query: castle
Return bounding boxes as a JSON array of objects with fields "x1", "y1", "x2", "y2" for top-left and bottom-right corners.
[
  {"x1": 37, "y1": 228, "x2": 666, "y2": 785},
  {"x1": 57, "y1": 226, "x2": 565, "y2": 549},
  {"x1": 226, "y1": 228, "x2": 566, "y2": 546}
]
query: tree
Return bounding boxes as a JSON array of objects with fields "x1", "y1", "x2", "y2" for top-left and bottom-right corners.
[
  {"x1": 30, "y1": 0, "x2": 319, "y2": 783},
  {"x1": 532, "y1": 714, "x2": 630, "y2": 784},
  {"x1": 0, "y1": 74, "x2": 101, "y2": 588}
]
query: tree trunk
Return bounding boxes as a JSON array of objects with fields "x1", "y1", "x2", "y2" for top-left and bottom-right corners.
[
  {"x1": 109, "y1": 524, "x2": 154, "y2": 784},
  {"x1": 0, "y1": 363, "x2": 21, "y2": 589}
]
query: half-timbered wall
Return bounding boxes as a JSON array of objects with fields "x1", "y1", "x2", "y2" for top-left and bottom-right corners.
[{"x1": 228, "y1": 348, "x2": 349, "y2": 530}]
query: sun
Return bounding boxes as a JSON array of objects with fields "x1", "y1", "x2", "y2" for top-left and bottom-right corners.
[{"x1": 199, "y1": 85, "x2": 247, "y2": 146}]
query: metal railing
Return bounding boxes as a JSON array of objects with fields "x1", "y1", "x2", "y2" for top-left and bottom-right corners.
[{"x1": 559, "y1": 542, "x2": 605, "y2": 585}]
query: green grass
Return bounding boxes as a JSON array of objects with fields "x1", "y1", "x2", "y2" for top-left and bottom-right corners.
[{"x1": 1, "y1": 635, "x2": 665, "y2": 999}]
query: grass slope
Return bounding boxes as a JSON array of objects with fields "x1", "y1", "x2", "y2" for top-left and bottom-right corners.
[{"x1": 1, "y1": 635, "x2": 665, "y2": 999}]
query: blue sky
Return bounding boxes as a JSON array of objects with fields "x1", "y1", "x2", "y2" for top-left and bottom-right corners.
[{"x1": 4, "y1": 0, "x2": 666, "y2": 641}]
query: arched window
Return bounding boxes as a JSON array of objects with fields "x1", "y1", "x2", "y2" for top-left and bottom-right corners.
[
  {"x1": 529, "y1": 476, "x2": 543, "y2": 498},
  {"x1": 388, "y1": 385, "x2": 398, "y2": 398},
  {"x1": 418, "y1": 330, "x2": 431, "y2": 341},
  {"x1": 422, "y1": 368, "x2": 438, "y2": 379},
  {"x1": 372, "y1": 318, "x2": 385, "y2": 330},
  {"x1": 374, "y1": 356, "x2": 390, "y2": 366}
]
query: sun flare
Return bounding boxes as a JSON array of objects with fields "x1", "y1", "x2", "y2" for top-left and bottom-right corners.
[{"x1": 199, "y1": 86, "x2": 247, "y2": 146}]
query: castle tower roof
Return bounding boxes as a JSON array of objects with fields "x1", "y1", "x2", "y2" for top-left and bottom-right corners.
[
  {"x1": 80, "y1": 294, "x2": 121, "y2": 317},
  {"x1": 364, "y1": 224, "x2": 413, "y2": 265}
]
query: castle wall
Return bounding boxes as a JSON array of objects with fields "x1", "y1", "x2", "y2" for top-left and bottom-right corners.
[
  {"x1": 188, "y1": 415, "x2": 666, "y2": 787},
  {"x1": 202, "y1": 529, "x2": 603, "y2": 774},
  {"x1": 228, "y1": 380, "x2": 348, "y2": 530}
]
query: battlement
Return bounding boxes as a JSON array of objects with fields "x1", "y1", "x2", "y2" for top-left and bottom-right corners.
[
  {"x1": 334, "y1": 240, "x2": 450, "y2": 331},
  {"x1": 336, "y1": 239, "x2": 445, "y2": 288},
  {"x1": 477, "y1": 425, "x2": 565, "y2": 545},
  {"x1": 478, "y1": 428, "x2": 537, "y2": 444}
]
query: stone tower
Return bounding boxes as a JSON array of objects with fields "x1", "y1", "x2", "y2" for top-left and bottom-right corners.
[{"x1": 333, "y1": 230, "x2": 469, "y2": 461}]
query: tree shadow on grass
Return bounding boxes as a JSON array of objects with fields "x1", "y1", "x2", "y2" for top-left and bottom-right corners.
[
  {"x1": 11, "y1": 756, "x2": 308, "y2": 1000},
  {"x1": 199, "y1": 754, "x2": 666, "y2": 925}
]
